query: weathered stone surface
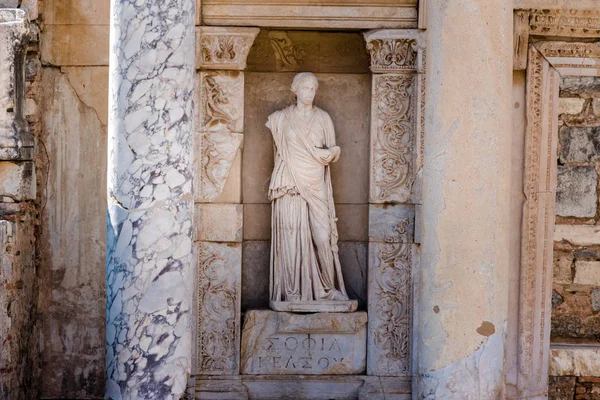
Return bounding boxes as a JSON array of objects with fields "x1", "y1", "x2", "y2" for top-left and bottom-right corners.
[
  {"x1": 241, "y1": 310, "x2": 367, "y2": 375},
  {"x1": 39, "y1": 68, "x2": 106, "y2": 399},
  {"x1": 554, "y1": 251, "x2": 574, "y2": 285},
  {"x1": 574, "y1": 261, "x2": 600, "y2": 285},
  {"x1": 243, "y1": 375, "x2": 369, "y2": 400},
  {"x1": 336, "y1": 204, "x2": 368, "y2": 242},
  {"x1": 0, "y1": 161, "x2": 35, "y2": 201},
  {"x1": 243, "y1": 203, "x2": 271, "y2": 240},
  {"x1": 559, "y1": 97, "x2": 586, "y2": 115},
  {"x1": 41, "y1": 25, "x2": 109, "y2": 66},
  {"x1": 241, "y1": 241, "x2": 270, "y2": 311},
  {"x1": 243, "y1": 72, "x2": 370, "y2": 204},
  {"x1": 556, "y1": 166, "x2": 597, "y2": 218},
  {"x1": 560, "y1": 76, "x2": 600, "y2": 98},
  {"x1": 555, "y1": 224, "x2": 600, "y2": 246},
  {"x1": 61, "y1": 67, "x2": 109, "y2": 126},
  {"x1": 0, "y1": 0, "x2": 19, "y2": 7},
  {"x1": 246, "y1": 30, "x2": 369, "y2": 74},
  {"x1": 43, "y1": 0, "x2": 110, "y2": 25},
  {"x1": 548, "y1": 376, "x2": 575, "y2": 400},
  {"x1": 368, "y1": 204, "x2": 415, "y2": 243},
  {"x1": 550, "y1": 347, "x2": 600, "y2": 376},
  {"x1": 592, "y1": 288, "x2": 600, "y2": 312},
  {"x1": 0, "y1": 9, "x2": 32, "y2": 161},
  {"x1": 0, "y1": 205, "x2": 39, "y2": 400},
  {"x1": 338, "y1": 242, "x2": 367, "y2": 310},
  {"x1": 197, "y1": 242, "x2": 242, "y2": 375},
  {"x1": 195, "y1": 203, "x2": 243, "y2": 243},
  {"x1": 559, "y1": 126, "x2": 600, "y2": 163},
  {"x1": 200, "y1": 0, "x2": 418, "y2": 29}
]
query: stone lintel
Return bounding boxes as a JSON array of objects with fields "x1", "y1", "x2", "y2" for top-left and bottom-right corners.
[
  {"x1": 200, "y1": 1, "x2": 417, "y2": 30},
  {"x1": 241, "y1": 310, "x2": 367, "y2": 375},
  {"x1": 197, "y1": 26, "x2": 260, "y2": 71}
]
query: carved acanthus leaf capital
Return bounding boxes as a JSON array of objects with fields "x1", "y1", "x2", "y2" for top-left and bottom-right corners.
[
  {"x1": 364, "y1": 30, "x2": 419, "y2": 73},
  {"x1": 197, "y1": 27, "x2": 260, "y2": 70}
]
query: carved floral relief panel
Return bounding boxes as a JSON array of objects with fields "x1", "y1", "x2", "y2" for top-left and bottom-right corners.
[
  {"x1": 369, "y1": 73, "x2": 417, "y2": 204},
  {"x1": 197, "y1": 242, "x2": 242, "y2": 375}
]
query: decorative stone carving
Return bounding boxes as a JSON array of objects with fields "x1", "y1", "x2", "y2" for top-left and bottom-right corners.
[
  {"x1": 268, "y1": 31, "x2": 305, "y2": 71},
  {"x1": 535, "y1": 41, "x2": 600, "y2": 76},
  {"x1": 518, "y1": 45, "x2": 559, "y2": 399},
  {"x1": 367, "y1": 217, "x2": 415, "y2": 377},
  {"x1": 197, "y1": 242, "x2": 242, "y2": 375},
  {"x1": 265, "y1": 72, "x2": 356, "y2": 313},
  {"x1": 240, "y1": 310, "x2": 367, "y2": 375},
  {"x1": 199, "y1": 71, "x2": 244, "y2": 133},
  {"x1": 196, "y1": 131, "x2": 243, "y2": 203},
  {"x1": 197, "y1": 27, "x2": 260, "y2": 71},
  {"x1": 365, "y1": 38, "x2": 417, "y2": 73},
  {"x1": 529, "y1": 9, "x2": 600, "y2": 38},
  {"x1": 0, "y1": 9, "x2": 32, "y2": 161},
  {"x1": 369, "y1": 74, "x2": 416, "y2": 203}
]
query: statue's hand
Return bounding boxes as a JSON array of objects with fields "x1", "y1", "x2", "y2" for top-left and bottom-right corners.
[{"x1": 330, "y1": 146, "x2": 341, "y2": 163}]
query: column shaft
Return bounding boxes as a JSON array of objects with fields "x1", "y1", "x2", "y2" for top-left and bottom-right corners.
[
  {"x1": 106, "y1": 0, "x2": 196, "y2": 398},
  {"x1": 418, "y1": 2, "x2": 512, "y2": 398}
]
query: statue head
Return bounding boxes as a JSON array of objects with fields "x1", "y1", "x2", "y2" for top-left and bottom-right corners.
[{"x1": 291, "y1": 72, "x2": 319, "y2": 107}]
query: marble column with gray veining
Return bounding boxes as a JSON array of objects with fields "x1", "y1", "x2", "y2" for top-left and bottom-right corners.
[{"x1": 105, "y1": 1, "x2": 195, "y2": 398}]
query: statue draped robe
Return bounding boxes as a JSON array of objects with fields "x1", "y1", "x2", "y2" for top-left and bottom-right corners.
[{"x1": 267, "y1": 105, "x2": 348, "y2": 302}]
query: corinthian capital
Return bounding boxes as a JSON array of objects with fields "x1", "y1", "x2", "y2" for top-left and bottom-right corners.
[
  {"x1": 364, "y1": 30, "x2": 419, "y2": 73},
  {"x1": 197, "y1": 26, "x2": 260, "y2": 70}
]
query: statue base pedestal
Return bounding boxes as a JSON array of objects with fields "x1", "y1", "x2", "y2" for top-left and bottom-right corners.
[
  {"x1": 270, "y1": 300, "x2": 358, "y2": 313},
  {"x1": 241, "y1": 310, "x2": 367, "y2": 375}
]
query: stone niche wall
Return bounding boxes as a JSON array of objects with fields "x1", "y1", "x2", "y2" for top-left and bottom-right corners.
[
  {"x1": 549, "y1": 76, "x2": 600, "y2": 400},
  {"x1": 240, "y1": 30, "x2": 371, "y2": 311}
]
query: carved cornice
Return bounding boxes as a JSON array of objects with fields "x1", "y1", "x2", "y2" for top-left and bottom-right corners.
[
  {"x1": 529, "y1": 9, "x2": 600, "y2": 38},
  {"x1": 197, "y1": 27, "x2": 260, "y2": 70}
]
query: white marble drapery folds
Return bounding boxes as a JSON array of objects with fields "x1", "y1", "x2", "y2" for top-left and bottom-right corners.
[
  {"x1": 105, "y1": 0, "x2": 195, "y2": 398},
  {"x1": 267, "y1": 105, "x2": 348, "y2": 303}
]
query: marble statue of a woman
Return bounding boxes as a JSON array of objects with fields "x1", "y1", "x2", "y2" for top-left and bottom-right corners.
[{"x1": 266, "y1": 72, "x2": 357, "y2": 313}]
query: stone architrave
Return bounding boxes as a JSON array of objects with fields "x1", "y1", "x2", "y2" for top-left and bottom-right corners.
[
  {"x1": 0, "y1": 9, "x2": 32, "y2": 161},
  {"x1": 195, "y1": 26, "x2": 258, "y2": 377},
  {"x1": 105, "y1": 0, "x2": 196, "y2": 398},
  {"x1": 517, "y1": 45, "x2": 560, "y2": 399},
  {"x1": 417, "y1": 2, "x2": 512, "y2": 398},
  {"x1": 240, "y1": 310, "x2": 367, "y2": 375},
  {"x1": 363, "y1": 29, "x2": 423, "y2": 378}
]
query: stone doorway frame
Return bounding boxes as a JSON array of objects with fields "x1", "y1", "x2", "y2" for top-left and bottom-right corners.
[
  {"x1": 514, "y1": 9, "x2": 600, "y2": 399},
  {"x1": 193, "y1": 3, "x2": 425, "y2": 398}
]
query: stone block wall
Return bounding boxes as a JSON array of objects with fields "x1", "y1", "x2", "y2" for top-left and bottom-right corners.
[
  {"x1": 550, "y1": 76, "x2": 600, "y2": 398},
  {"x1": 553, "y1": 76, "x2": 600, "y2": 341}
]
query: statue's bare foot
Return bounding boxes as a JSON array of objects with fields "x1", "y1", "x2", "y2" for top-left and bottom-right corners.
[{"x1": 329, "y1": 290, "x2": 349, "y2": 301}]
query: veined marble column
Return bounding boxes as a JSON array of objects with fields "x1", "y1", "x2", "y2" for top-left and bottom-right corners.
[
  {"x1": 105, "y1": 0, "x2": 196, "y2": 399},
  {"x1": 418, "y1": 2, "x2": 511, "y2": 398}
]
